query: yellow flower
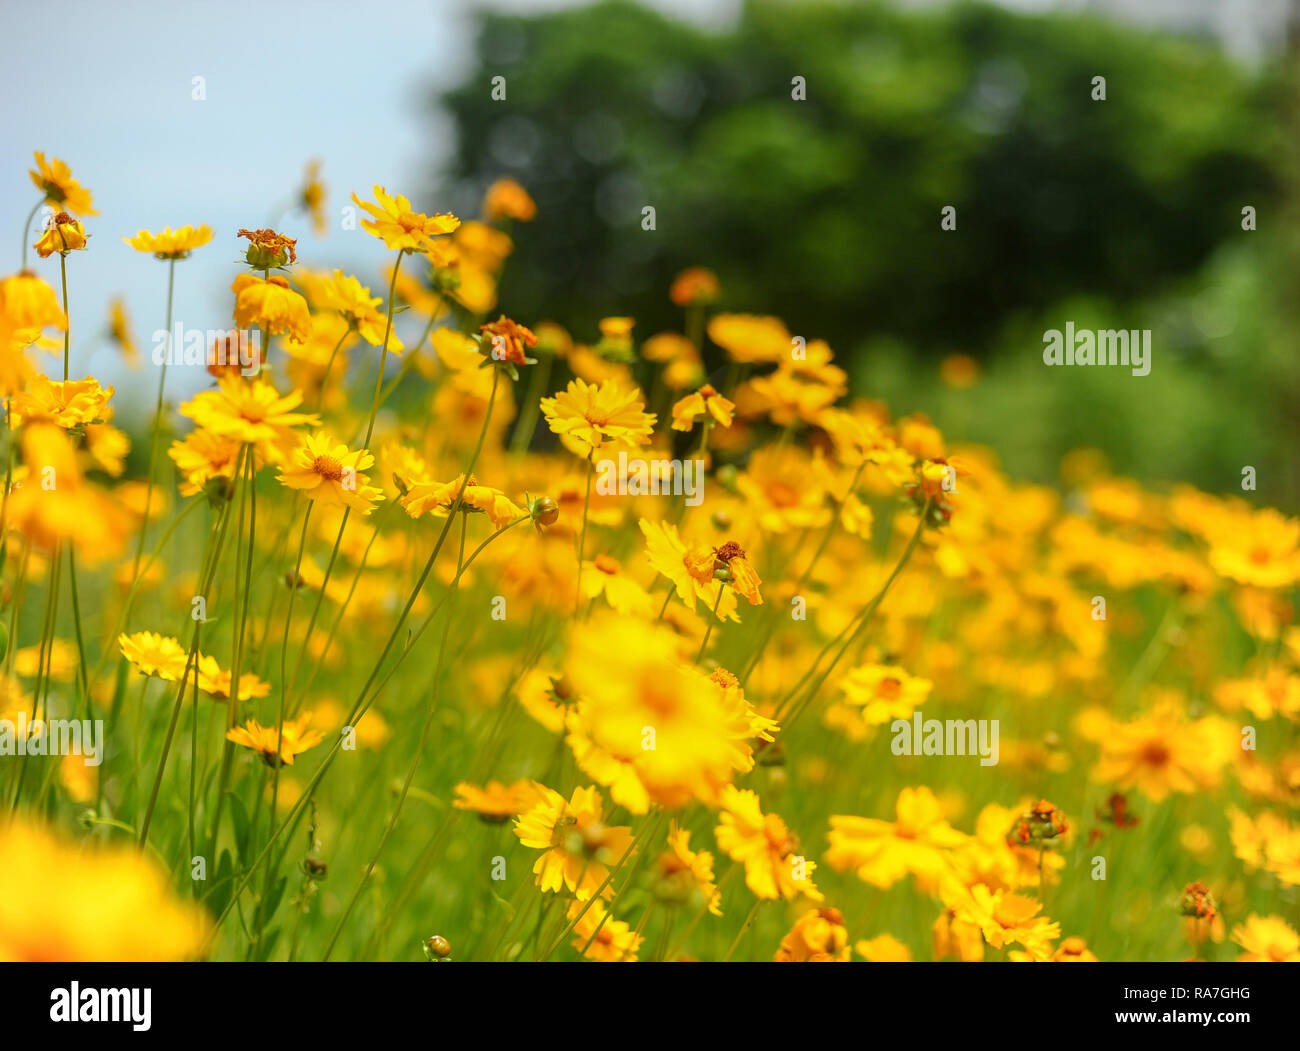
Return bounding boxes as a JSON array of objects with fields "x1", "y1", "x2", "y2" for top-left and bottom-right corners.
[
  {"x1": 299, "y1": 159, "x2": 328, "y2": 236},
  {"x1": 513, "y1": 783, "x2": 633, "y2": 900},
  {"x1": 840, "y1": 664, "x2": 932, "y2": 725},
  {"x1": 180, "y1": 376, "x2": 319, "y2": 460},
  {"x1": 453, "y1": 780, "x2": 542, "y2": 823},
  {"x1": 118, "y1": 632, "x2": 189, "y2": 679},
  {"x1": 10, "y1": 375, "x2": 114, "y2": 429},
  {"x1": 653, "y1": 822, "x2": 722, "y2": 915},
  {"x1": 579, "y1": 553, "x2": 653, "y2": 616},
  {"x1": 707, "y1": 313, "x2": 791, "y2": 364},
  {"x1": 231, "y1": 273, "x2": 311, "y2": 343},
  {"x1": 108, "y1": 296, "x2": 139, "y2": 368},
  {"x1": 775, "y1": 908, "x2": 851, "y2": 962},
  {"x1": 1049, "y1": 936, "x2": 1099, "y2": 962},
  {"x1": 400, "y1": 473, "x2": 523, "y2": 529},
  {"x1": 0, "y1": 818, "x2": 208, "y2": 960},
  {"x1": 1232, "y1": 914, "x2": 1300, "y2": 962},
  {"x1": 826, "y1": 786, "x2": 969, "y2": 891},
  {"x1": 715, "y1": 785, "x2": 822, "y2": 902},
  {"x1": 226, "y1": 717, "x2": 323, "y2": 766},
  {"x1": 195, "y1": 655, "x2": 272, "y2": 702},
  {"x1": 640, "y1": 518, "x2": 738, "y2": 622},
  {"x1": 351, "y1": 186, "x2": 460, "y2": 253},
  {"x1": 277, "y1": 432, "x2": 384, "y2": 514},
  {"x1": 671, "y1": 384, "x2": 734, "y2": 432},
  {"x1": 566, "y1": 897, "x2": 642, "y2": 961},
  {"x1": 122, "y1": 225, "x2": 213, "y2": 259},
  {"x1": 564, "y1": 612, "x2": 762, "y2": 811},
  {"x1": 949, "y1": 882, "x2": 1060, "y2": 960},
  {"x1": 540, "y1": 378, "x2": 656, "y2": 452},
  {"x1": 0, "y1": 271, "x2": 67, "y2": 331},
  {"x1": 483, "y1": 177, "x2": 537, "y2": 222},
  {"x1": 736, "y1": 446, "x2": 831, "y2": 533},
  {"x1": 855, "y1": 933, "x2": 913, "y2": 962},
  {"x1": 1208, "y1": 508, "x2": 1300, "y2": 588},
  {"x1": 29, "y1": 152, "x2": 98, "y2": 216},
  {"x1": 169, "y1": 428, "x2": 244, "y2": 496},
  {"x1": 1091, "y1": 699, "x2": 1235, "y2": 801},
  {"x1": 320, "y1": 270, "x2": 404, "y2": 350},
  {"x1": 33, "y1": 211, "x2": 88, "y2": 258}
]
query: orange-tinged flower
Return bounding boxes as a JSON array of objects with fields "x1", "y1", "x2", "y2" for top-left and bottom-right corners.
[
  {"x1": 566, "y1": 897, "x2": 641, "y2": 961},
  {"x1": 29, "y1": 152, "x2": 98, "y2": 216},
  {"x1": 480, "y1": 315, "x2": 537, "y2": 368},
  {"x1": 10, "y1": 375, "x2": 114, "y2": 429},
  {"x1": 237, "y1": 227, "x2": 297, "y2": 268},
  {"x1": 1091, "y1": 699, "x2": 1235, "y2": 802},
  {"x1": 715, "y1": 785, "x2": 822, "y2": 902},
  {"x1": 640, "y1": 518, "x2": 738, "y2": 622},
  {"x1": 169, "y1": 429, "x2": 243, "y2": 497},
  {"x1": 400, "y1": 473, "x2": 524, "y2": 529},
  {"x1": 33, "y1": 212, "x2": 87, "y2": 258},
  {"x1": 707, "y1": 313, "x2": 791, "y2": 364},
  {"x1": 670, "y1": 267, "x2": 720, "y2": 307},
  {"x1": 483, "y1": 177, "x2": 537, "y2": 222},
  {"x1": 775, "y1": 908, "x2": 851, "y2": 962},
  {"x1": 226, "y1": 717, "x2": 323, "y2": 766},
  {"x1": 1208, "y1": 508, "x2": 1300, "y2": 588},
  {"x1": 352, "y1": 186, "x2": 460, "y2": 253},
  {"x1": 0, "y1": 271, "x2": 67, "y2": 331},
  {"x1": 320, "y1": 270, "x2": 404, "y2": 350},
  {"x1": 827, "y1": 786, "x2": 969, "y2": 891},
  {"x1": 231, "y1": 273, "x2": 311, "y2": 343},
  {"x1": 541, "y1": 378, "x2": 656, "y2": 452},
  {"x1": 855, "y1": 933, "x2": 913, "y2": 962},
  {"x1": 654, "y1": 822, "x2": 722, "y2": 915},
  {"x1": 122, "y1": 225, "x2": 213, "y2": 259},
  {"x1": 0, "y1": 818, "x2": 209, "y2": 960},
  {"x1": 671, "y1": 384, "x2": 734, "y2": 432},
  {"x1": 180, "y1": 376, "x2": 319, "y2": 460},
  {"x1": 453, "y1": 780, "x2": 543, "y2": 822},
  {"x1": 949, "y1": 882, "x2": 1061, "y2": 960},
  {"x1": 513, "y1": 783, "x2": 633, "y2": 900},
  {"x1": 1232, "y1": 914, "x2": 1300, "y2": 962},
  {"x1": 840, "y1": 664, "x2": 931, "y2": 725},
  {"x1": 277, "y1": 432, "x2": 384, "y2": 514}
]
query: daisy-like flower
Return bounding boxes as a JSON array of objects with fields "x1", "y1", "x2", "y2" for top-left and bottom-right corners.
[
  {"x1": 117, "y1": 632, "x2": 189, "y2": 679},
  {"x1": 107, "y1": 297, "x2": 139, "y2": 368},
  {"x1": 775, "y1": 908, "x2": 851, "y2": 962},
  {"x1": 640, "y1": 518, "x2": 737, "y2": 622},
  {"x1": 226, "y1": 717, "x2": 323, "y2": 766},
  {"x1": 483, "y1": 177, "x2": 537, "y2": 222},
  {"x1": 540, "y1": 378, "x2": 656, "y2": 452},
  {"x1": 1208, "y1": 508, "x2": 1300, "y2": 588},
  {"x1": 122, "y1": 225, "x2": 213, "y2": 260},
  {"x1": 715, "y1": 785, "x2": 822, "y2": 902},
  {"x1": 712, "y1": 540, "x2": 762, "y2": 605},
  {"x1": 33, "y1": 212, "x2": 88, "y2": 258},
  {"x1": 653, "y1": 822, "x2": 722, "y2": 915},
  {"x1": 277, "y1": 432, "x2": 384, "y2": 514},
  {"x1": 169, "y1": 429, "x2": 244, "y2": 497},
  {"x1": 400, "y1": 473, "x2": 523, "y2": 529},
  {"x1": 841, "y1": 664, "x2": 932, "y2": 725},
  {"x1": 298, "y1": 159, "x2": 328, "y2": 236},
  {"x1": 28, "y1": 152, "x2": 98, "y2": 216},
  {"x1": 949, "y1": 882, "x2": 1061, "y2": 960},
  {"x1": 671, "y1": 383, "x2": 734, "y2": 432},
  {"x1": 320, "y1": 270, "x2": 404, "y2": 350},
  {"x1": 480, "y1": 315, "x2": 537, "y2": 369},
  {"x1": 10, "y1": 376, "x2": 114, "y2": 430},
  {"x1": 351, "y1": 186, "x2": 460, "y2": 253},
  {"x1": 566, "y1": 898, "x2": 642, "y2": 962},
  {"x1": 1091, "y1": 699, "x2": 1235, "y2": 802},
  {"x1": 0, "y1": 271, "x2": 67, "y2": 331},
  {"x1": 0, "y1": 819, "x2": 210, "y2": 961},
  {"x1": 230, "y1": 273, "x2": 311, "y2": 343},
  {"x1": 579, "y1": 553, "x2": 653, "y2": 616},
  {"x1": 826, "y1": 786, "x2": 969, "y2": 891},
  {"x1": 855, "y1": 933, "x2": 913, "y2": 962},
  {"x1": 453, "y1": 780, "x2": 542, "y2": 823},
  {"x1": 1232, "y1": 914, "x2": 1300, "y2": 962},
  {"x1": 180, "y1": 376, "x2": 319, "y2": 459},
  {"x1": 707, "y1": 313, "x2": 791, "y2": 364},
  {"x1": 669, "y1": 266, "x2": 720, "y2": 308},
  {"x1": 513, "y1": 783, "x2": 634, "y2": 901},
  {"x1": 1049, "y1": 936, "x2": 1099, "y2": 962},
  {"x1": 194, "y1": 655, "x2": 271, "y2": 702}
]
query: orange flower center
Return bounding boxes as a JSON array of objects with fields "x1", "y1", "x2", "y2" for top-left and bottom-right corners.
[
  {"x1": 766, "y1": 481, "x2": 799, "y2": 508},
  {"x1": 312, "y1": 454, "x2": 344, "y2": 481}
]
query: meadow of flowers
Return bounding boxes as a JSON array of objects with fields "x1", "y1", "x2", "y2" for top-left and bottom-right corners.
[{"x1": 1, "y1": 152, "x2": 1298, "y2": 964}]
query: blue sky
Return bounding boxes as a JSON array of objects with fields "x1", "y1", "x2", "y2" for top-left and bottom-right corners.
[{"x1": 0, "y1": 0, "x2": 732, "y2": 423}]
